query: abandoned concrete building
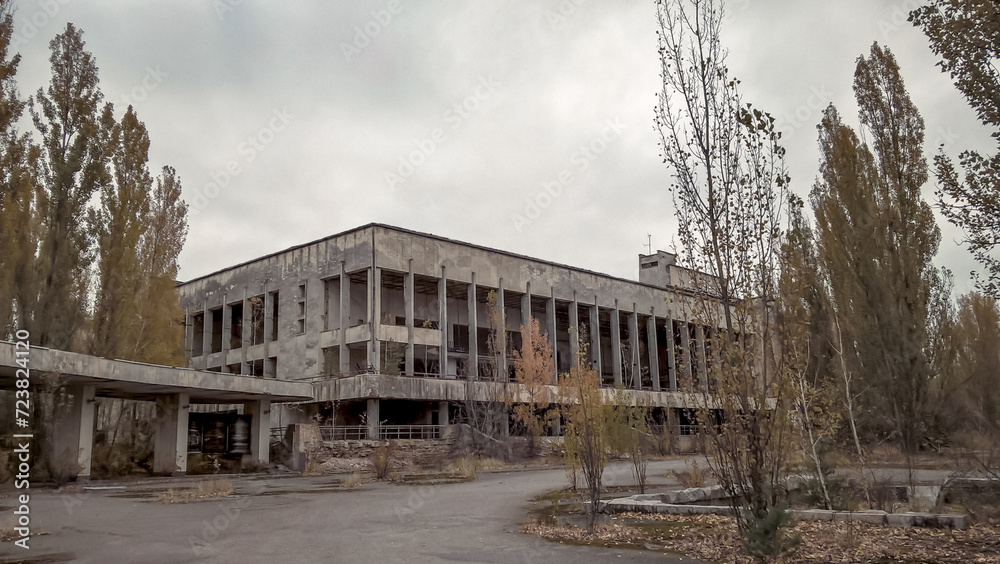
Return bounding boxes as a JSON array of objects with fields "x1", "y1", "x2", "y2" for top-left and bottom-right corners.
[{"x1": 177, "y1": 223, "x2": 721, "y2": 440}]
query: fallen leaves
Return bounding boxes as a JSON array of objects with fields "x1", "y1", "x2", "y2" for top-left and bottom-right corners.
[{"x1": 524, "y1": 512, "x2": 1000, "y2": 563}]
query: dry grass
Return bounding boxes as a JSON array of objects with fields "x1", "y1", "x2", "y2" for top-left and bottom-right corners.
[
  {"x1": 525, "y1": 512, "x2": 1000, "y2": 563},
  {"x1": 341, "y1": 472, "x2": 369, "y2": 488},
  {"x1": 476, "y1": 457, "x2": 509, "y2": 471},
  {"x1": 446, "y1": 455, "x2": 478, "y2": 479},
  {"x1": 303, "y1": 460, "x2": 323, "y2": 476},
  {"x1": 155, "y1": 478, "x2": 236, "y2": 504},
  {"x1": 671, "y1": 457, "x2": 708, "y2": 488}
]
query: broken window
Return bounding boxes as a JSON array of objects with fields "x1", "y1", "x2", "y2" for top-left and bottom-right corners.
[
  {"x1": 211, "y1": 308, "x2": 223, "y2": 353},
  {"x1": 269, "y1": 291, "x2": 279, "y2": 341},
  {"x1": 192, "y1": 312, "x2": 205, "y2": 356},
  {"x1": 230, "y1": 302, "x2": 243, "y2": 349}
]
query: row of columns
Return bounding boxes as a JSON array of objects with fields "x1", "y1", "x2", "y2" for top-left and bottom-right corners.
[
  {"x1": 187, "y1": 284, "x2": 277, "y2": 375},
  {"x1": 347, "y1": 266, "x2": 714, "y2": 391}
]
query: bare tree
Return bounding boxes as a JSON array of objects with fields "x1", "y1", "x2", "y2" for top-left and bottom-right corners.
[{"x1": 656, "y1": 0, "x2": 795, "y2": 547}]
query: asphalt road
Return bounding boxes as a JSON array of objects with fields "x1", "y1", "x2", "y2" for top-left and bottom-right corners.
[{"x1": 0, "y1": 460, "x2": 701, "y2": 564}]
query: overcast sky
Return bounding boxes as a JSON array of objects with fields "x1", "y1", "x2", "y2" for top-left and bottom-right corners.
[{"x1": 9, "y1": 1, "x2": 994, "y2": 293}]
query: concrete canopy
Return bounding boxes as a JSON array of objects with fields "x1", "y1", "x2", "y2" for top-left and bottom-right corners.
[{"x1": 0, "y1": 341, "x2": 314, "y2": 403}]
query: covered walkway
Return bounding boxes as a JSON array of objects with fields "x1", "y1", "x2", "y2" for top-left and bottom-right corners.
[{"x1": 0, "y1": 341, "x2": 313, "y2": 478}]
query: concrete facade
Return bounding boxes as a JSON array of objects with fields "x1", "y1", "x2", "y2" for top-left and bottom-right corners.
[{"x1": 177, "y1": 223, "x2": 723, "y2": 431}]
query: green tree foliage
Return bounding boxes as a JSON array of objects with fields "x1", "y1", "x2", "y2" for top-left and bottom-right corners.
[
  {"x1": 92, "y1": 106, "x2": 188, "y2": 365},
  {"x1": 30, "y1": 23, "x2": 111, "y2": 350},
  {"x1": 134, "y1": 166, "x2": 188, "y2": 365},
  {"x1": 811, "y1": 43, "x2": 941, "y2": 458},
  {"x1": 0, "y1": 0, "x2": 40, "y2": 338},
  {"x1": 910, "y1": 1, "x2": 1000, "y2": 297},
  {"x1": 779, "y1": 196, "x2": 840, "y2": 510},
  {"x1": 92, "y1": 106, "x2": 152, "y2": 359}
]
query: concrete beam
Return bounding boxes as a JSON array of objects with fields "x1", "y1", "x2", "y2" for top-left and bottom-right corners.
[{"x1": 154, "y1": 393, "x2": 189, "y2": 475}]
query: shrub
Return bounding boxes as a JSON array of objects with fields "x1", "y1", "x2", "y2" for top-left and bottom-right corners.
[
  {"x1": 371, "y1": 441, "x2": 394, "y2": 480},
  {"x1": 672, "y1": 458, "x2": 707, "y2": 488},
  {"x1": 741, "y1": 504, "x2": 801, "y2": 559}
]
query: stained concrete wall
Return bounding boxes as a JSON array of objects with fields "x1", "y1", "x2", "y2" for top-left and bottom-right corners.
[{"x1": 176, "y1": 221, "x2": 732, "y2": 428}]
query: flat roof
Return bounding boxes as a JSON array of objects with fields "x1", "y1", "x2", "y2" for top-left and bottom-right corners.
[{"x1": 178, "y1": 222, "x2": 704, "y2": 296}]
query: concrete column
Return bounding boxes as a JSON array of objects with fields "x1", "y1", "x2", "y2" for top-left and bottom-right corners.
[
  {"x1": 202, "y1": 303, "x2": 212, "y2": 358},
  {"x1": 246, "y1": 400, "x2": 270, "y2": 465},
  {"x1": 405, "y1": 260, "x2": 415, "y2": 376},
  {"x1": 339, "y1": 264, "x2": 350, "y2": 374},
  {"x1": 221, "y1": 294, "x2": 231, "y2": 371},
  {"x1": 647, "y1": 313, "x2": 660, "y2": 391},
  {"x1": 370, "y1": 267, "x2": 380, "y2": 371},
  {"x1": 569, "y1": 293, "x2": 579, "y2": 368},
  {"x1": 241, "y1": 291, "x2": 250, "y2": 371},
  {"x1": 438, "y1": 401, "x2": 449, "y2": 426},
  {"x1": 629, "y1": 308, "x2": 640, "y2": 390},
  {"x1": 263, "y1": 285, "x2": 273, "y2": 343},
  {"x1": 521, "y1": 283, "x2": 531, "y2": 351},
  {"x1": 546, "y1": 294, "x2": 557, "y2": 383},
  {"x1": 154, "y1": 393, "x2": 189, "y2": 475},
  {"x1": 611, "y1": 302, "x2": 622, "y2": 387},
  {"x1": 679, "y1": 321, "x2": 694, "y2": 389},
  {"x1": 696, "y1": 324, "x2": 708, "y2": 391},
  {"x1": 184, "y1": 310, "x2": 194, "y2": 359},
  {"x1": 366, "y1": 398, "x2": 380, "y2": 439},
  {"x1": 439, "y1": 267, "x2": 449, "y2": 377},
  {"x1": 52, "y1": 384, "x2": 95, "y2": 479},
  {"x1": 467, "y1": 273, "x2": 478, "y2": 380},
  {"x1": 497, "y1": 280, "x2": 507, "y2": 380},
  {"x1": 589, "y1": 303, "x2": 602, "y2": 379},
  {"x1": 666, "y1": 318, "x2": 678, "y2": 391}
]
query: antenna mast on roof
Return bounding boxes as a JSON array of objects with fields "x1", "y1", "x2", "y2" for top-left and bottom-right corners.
[{"x1": 645, "y1": 233, "x2": 652, "y2": 255}]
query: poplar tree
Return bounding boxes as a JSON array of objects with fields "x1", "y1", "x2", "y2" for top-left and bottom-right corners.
[
  {"x1": 132, "y1": 165, "x2": 187, "y2": 365},
  {"x1": 811, "y1": 43, "x2": 941, "y2": 458},
  {"x1": 30, "y1": 23, "x2": 110, "y2": 350},
  {"x1": 92, "y1": 106, "x2": 151, "y2": 359},
  {"x1": 0, "y1": 0, "x2": 40, "y2": 338},
  {"x1": 911, "y1": 1, "x2": 1000, "y2": 297}
]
